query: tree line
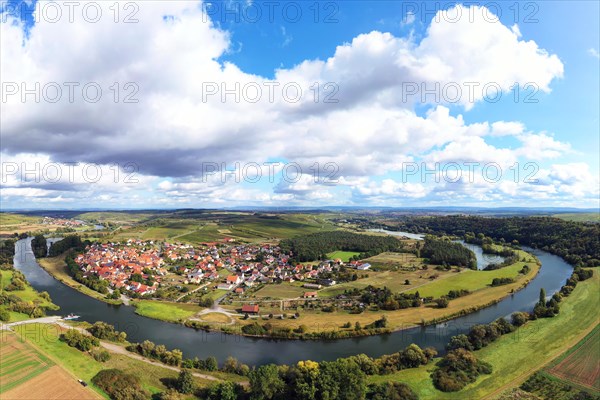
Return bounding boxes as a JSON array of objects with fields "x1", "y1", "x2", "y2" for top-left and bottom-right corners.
[
  {"x1": 279, "y1": 231, "x2": 404, "y2": 262},
  {"x1": 386, "y1": 216, "x2": 600, "y2": 267}
]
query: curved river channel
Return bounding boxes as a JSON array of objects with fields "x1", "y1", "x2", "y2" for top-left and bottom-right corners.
[{"x1": 13, "y1": 235, "x2": 572, "y2": 366}]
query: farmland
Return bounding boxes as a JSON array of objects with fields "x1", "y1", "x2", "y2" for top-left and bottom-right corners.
[
  {"x1": 546, "y1": 324, "x2": 600, "y2": 391},
  {"x1": 0, "y1": 332, "x2": 54, "y2": 394}
]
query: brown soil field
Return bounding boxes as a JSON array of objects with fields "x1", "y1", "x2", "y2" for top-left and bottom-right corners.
[
  {"x1": 1, "y1": 365, "x2": 102, "y2": 399},
  {"x1": 548, "y1": 326, "x2": 600, "y2": 390},
  {"x1": 0, "y1": 334, "x2": 53, "y2": 393}
]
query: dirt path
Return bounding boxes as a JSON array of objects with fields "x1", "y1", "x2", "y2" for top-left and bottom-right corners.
[
  {"x1": 98, "y1": 341, "x2": 225, "y2": 383},
  {"x1": 484, "y1": 321, "x2": 600, "y2": 399}
]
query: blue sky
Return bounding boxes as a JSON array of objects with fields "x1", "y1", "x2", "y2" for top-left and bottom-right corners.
[{"x1": 1, "y1": 1, "x2": 598, "y2": 209}]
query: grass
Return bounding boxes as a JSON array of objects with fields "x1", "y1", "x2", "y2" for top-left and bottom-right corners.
[
  {"x1": 326, "y1": 251, "x2": 361, "y2": 262},
  {"x1": 253, "y1": 284, "x2": 307, "y2": 299},
  {"x1": 132, "y1": 300, "x2": 201, "y2": 322},
  {"x1": 366, "y1": 270, "x2": 600, "y2": 399},
  {"x1": 10, "y1": 324, "x2": 220, "y2": 398},
  {"x1": 405, "y1": 250, "x2": 535, "y2": 298},
  {"x1": 37, "y1": 255, "x2": 123, "y2": 305}
]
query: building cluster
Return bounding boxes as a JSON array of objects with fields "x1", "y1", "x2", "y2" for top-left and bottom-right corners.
[
  {"x1": 42, "y1": 216, "x2": 85, "y2": 227},
  {"x1": 75, "y1": 239, "x2": 348, "y2": 297},
  {"x1": 74, "y1": 240, "x2": 166, "y2": 295}
]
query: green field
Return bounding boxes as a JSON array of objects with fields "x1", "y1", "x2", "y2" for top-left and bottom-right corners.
[
  {"x1": 367, "y1": 270, "x2": 600, "y2": 399},
  {"x1": 326, "y1": 251, "x2": 361, "y2": 262},
  {"x1": 132, "y1": 300, "x2": 201, "y2": 322},
  {"x1": 405, "y1": 250, "x2": 535, "y2": 298}
]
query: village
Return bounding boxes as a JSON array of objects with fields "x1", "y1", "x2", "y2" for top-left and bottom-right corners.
[{"x1": 73, "y1": 238, "x2": 373, "y2": 302}]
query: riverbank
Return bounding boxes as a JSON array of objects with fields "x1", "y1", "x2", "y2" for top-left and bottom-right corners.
[
  {"x1": 37, "y1": 254, "x2": 123, "y2": 306},
  {"x1": 366, "y1": 269, "x2": 599, "y2": 399}
]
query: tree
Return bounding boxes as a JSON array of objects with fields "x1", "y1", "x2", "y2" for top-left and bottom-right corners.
[
  {"x1": 206, "y1": 382, "x2": 239, "y2": 400},
  {"x1": 539, "y1": 288, "x2": 546, "y2": 306},
  {"x1": 0, "y1": 309, "x2": 10, "y2": 322},
  {"x1": 249, "y1": 364, "x2": 284, "y2": 399},
  {"x1": 204, "y1": 356, "x2": 218, "y2": 371},
  {"x1": 511, "y1": 312, "x2": 529, "y2": 326},
  {"x1": 175, "y1": 369, "x2": 195, "y2": 394},
  {"x1": 446, "y1": 334, "x2": 474, "y2": 351},
  {"x1": 400, "y1": 344, "x2": 427, "y2": 368}
]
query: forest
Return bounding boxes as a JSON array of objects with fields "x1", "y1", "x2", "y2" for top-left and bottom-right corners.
[
  {"x1": 420, "y1": 237, "x2": 477, "y2": 269},
  {"x1": 280, "y1": 231, "x2": 404, "y2": 262},
  {"x1": 384, "y1": 216, "x2": 600, "y2": 267}
]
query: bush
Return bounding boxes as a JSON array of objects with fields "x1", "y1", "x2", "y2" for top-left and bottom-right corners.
[
  {"x1": 91, "y1": 349, "x2": 111, "y2": 362},
  {"x1": 434, "y1": 297, "x2": 449, "y2": 308},
  {"x1": 366, "y1": 382, "x2": 418, "y2": 400},
  {"x1": 432, "y1": 349, "x2": 492, "y2": 392},
  {"x1": 511, "y1": 312, "x2": 530, "y2": 327},
  {"x1": 92, "y1": 369, "x2": 149, "y2": 400},
  {"x1": 0, "y1": 308, "x2": 10, "y2": 322},
  {"x1": 60, "y1": 329, "x2": 99, "y2": 352}
]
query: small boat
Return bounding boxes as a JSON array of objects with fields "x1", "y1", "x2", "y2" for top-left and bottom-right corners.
[{"x1": 63, "y1": 314, "x2": 80, "y2": 320}]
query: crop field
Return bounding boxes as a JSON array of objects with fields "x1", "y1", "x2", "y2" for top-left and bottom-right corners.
[
  {"x1": 546, "y1": 324, "x2": 600, "y2": 391},
  {"x1": 1, "y1": 365, "x2": 101, "y2": 399},
  {"x1": 0, "y1": 333, "x2": 54, "y2": 394},
  {"x1": 326, "y1": 251, "x2": 361, "y2": 262}
]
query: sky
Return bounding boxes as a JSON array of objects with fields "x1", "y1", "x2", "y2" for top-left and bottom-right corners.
[{"x1": 1, "y1": 0, "x2": 599, "y2": 209}]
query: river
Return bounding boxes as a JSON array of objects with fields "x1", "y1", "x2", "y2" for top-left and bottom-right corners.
[
  {"x1": 368, "y1": 229, "x2": 504, "y2": 270},
  {"x1": 13, "y1": 235, "x2": 572, "y2": 366}
]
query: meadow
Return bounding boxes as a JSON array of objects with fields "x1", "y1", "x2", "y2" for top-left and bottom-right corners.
[
  {"x1": 326, "y1": 251, "x2": 361, "y2": 262},
  {"x1": 132, "y1": 300, "x2": 201, "y2": 322}
]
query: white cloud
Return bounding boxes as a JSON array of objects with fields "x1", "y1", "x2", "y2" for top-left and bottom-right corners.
[{"x1": 0, "y1": 2, "x2": 586, "y2": 208}]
